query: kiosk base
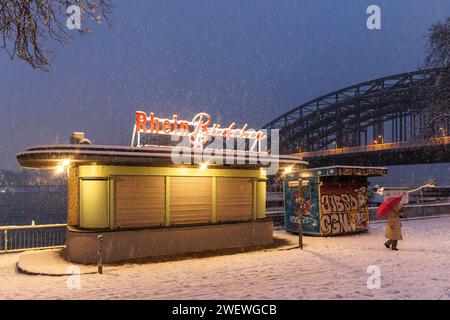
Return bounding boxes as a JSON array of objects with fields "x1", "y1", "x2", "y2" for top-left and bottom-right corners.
[{"x1": 66, "y1": 220, "x2": 273, "y2": 264}]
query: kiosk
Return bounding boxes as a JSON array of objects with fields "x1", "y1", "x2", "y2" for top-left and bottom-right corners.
[
  {"x1": 17, "y1": 111, "x2": 307, "y2": 263},
  {"x1": 284, "y1": 166, "x2": 387, "y2": 236}
]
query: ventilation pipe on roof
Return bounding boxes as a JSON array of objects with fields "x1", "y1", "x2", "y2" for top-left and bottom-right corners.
[{"x1": 70, "y1": 132, "x2": 92, "y2": 145}]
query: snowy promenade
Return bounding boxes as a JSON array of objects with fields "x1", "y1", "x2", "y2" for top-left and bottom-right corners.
[{"x1": 1, "y1": 217, "x2": 449, "y2": 300}]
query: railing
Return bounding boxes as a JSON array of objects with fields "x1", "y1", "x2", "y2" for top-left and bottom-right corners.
[
  {"x1": 266, "y1": 210, "x2": 285, "y2": 230},
  {"x1": 0, "y1": 224, "x2": 67, "y2": 253},
  {"x1": 268, "y1": 202, "x2": 450, "y2": 230},
  {"x1": 369, "y1": 202, "x2": 450, "y2": 222},
  {"x1": 297, "y1": 136, "x2": 450, "y2": 158}
]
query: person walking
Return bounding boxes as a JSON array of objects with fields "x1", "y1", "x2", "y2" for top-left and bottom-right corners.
[
  {"x1": 384, "y1": 200, "x2": 404, "y2": 250},
  {"x1": 377, "y1": 195, "x2": 404, "y2": 251}
]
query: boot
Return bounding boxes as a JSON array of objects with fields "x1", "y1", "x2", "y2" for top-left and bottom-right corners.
[{"x1": 391, "y1": 240, "x2": 398, "y2": 251}]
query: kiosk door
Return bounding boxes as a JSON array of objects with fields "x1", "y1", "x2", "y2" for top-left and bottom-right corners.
[{"x1": 80, "y1": 179, "x2": 110, "y2": 229}]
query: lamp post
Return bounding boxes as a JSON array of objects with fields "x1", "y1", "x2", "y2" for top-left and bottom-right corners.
[
  {"x1": 298, "y1": 195, "x2": 303, "y2": 250},
  {"x1": 283, "y1": 166, "x2": 304, "y2": 250}
]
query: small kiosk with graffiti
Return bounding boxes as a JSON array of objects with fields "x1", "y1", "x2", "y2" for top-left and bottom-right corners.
[{"x1": 284, "y1": 166, "x2": 387, "y2": 236}]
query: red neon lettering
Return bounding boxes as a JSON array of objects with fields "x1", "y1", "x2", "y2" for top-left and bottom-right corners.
[
  {"x1": 256, "y1": 131, "x2": 266, "y2": 140},
  {"x1": 179, "y1": 121, "x2": 189, "y2": 134},
  {"x1": 240, "y1": 124, "x2": 249, "y2": 138},
  {"x1": 162, "y1": 120, "x2": 172, "y2": 133},
  {"x1": 149, "y1": 113, "x2": 160, "y2": 133},
  {"x1": 173, "y1": 115, "x2": 178, "y2": 133},
  {"x1": 222, "y1": 122, "x2": 236, "y2": 139},
  {"x1": 135, "y1": 111, "x2": 147, "y2": 132},
  {"x1": 191, "y1": 113, "x2": 211, "y2": 144},
  {"x1": 133, "y1": 111, "x2": 267, "y2": 147}
]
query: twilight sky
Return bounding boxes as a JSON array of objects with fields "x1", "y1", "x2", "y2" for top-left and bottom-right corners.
[{"x1": 0, "y1": 0, "x2": 449, "y2": 171}]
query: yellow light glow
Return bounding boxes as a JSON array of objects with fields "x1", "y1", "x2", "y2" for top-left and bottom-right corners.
[
  {"x1": 61, "y1": 159, "x2": 71, "y2": 167},
  {"x1": 284, "y1": 166, "x2": 293, "y2": 175},
  {"x1": 55, "y1": 165, "x2": 65, "y2": 174},
  {"x1": 300, "y1": 171, "x2": 313, "y2": 179},
  {"x1": 199, "y1": 162, "x2": 208, "y2": 170}
]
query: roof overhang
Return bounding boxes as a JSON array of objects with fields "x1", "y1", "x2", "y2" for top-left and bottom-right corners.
[{"x1": 17, "y1": 144, "x2": 308, "y2": 171}]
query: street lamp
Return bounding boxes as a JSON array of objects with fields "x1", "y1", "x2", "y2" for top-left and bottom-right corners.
[
  {"x1": 378, "y1": 134, "x2": 383, "y2": 144},
  {"x1": 280, "y1": 166, "x2": 306, "y2": 250}
]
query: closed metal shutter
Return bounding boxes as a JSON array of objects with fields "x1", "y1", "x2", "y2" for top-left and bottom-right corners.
[
  {"x1": 217, "y1": 177, "x2": 253, "y2": 222},
  {"x1": 170, "y1": 176, "x2": 212, "y2": 225},
  {"x1": 114, "y1": 176, "x2": 165, "y2": 228}
]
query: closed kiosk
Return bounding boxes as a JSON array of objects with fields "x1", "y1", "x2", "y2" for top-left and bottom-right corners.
[
  {"x1": 284, "y1": 166, "x2": 387, "y2": 236},
  {"x1": 17, "y1": 111, "x2": 307, "y2": 263}
]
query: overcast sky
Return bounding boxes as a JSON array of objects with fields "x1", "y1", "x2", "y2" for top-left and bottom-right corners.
[{"x1": 0, "y1": 0, "x2": 449, "y2": 171}]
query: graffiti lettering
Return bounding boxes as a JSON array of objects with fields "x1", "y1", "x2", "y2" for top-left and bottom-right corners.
[
  {"x1": 320, "y1": 211, "x2": 368, "y2": 235},
  {"x1": 290, "y1": 215, "x2": 318, "y2": 228},
  {"x1": 338, "y1": 167, "x2": 387, "y2": 176},
  {"x1": 321, "y1": 193, "x2": 360, "y2": 214},
  {"x1": 320, "y1": 185, "x2": 369, "y2": 235},
  {"x1": 355, "y1": 187, "x2": 368, "y2": 208}
]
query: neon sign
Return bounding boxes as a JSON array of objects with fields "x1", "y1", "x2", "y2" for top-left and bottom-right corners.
[{"x1": 131, "y1": 111, "x2": 267, "y2": 151}]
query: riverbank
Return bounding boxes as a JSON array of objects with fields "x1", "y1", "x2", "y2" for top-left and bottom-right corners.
[{"x1": 1, "y1": 217, "x2": 449, "y2": 299}]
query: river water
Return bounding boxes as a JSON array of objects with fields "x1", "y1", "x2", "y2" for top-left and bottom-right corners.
[{"x1": 0, "y1": 186, "x2": 67, "y2": 226}]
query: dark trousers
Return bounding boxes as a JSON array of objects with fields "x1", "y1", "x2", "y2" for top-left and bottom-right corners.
[{"x1": 385, "y1": 239, "x2": 398, "y2": 249}]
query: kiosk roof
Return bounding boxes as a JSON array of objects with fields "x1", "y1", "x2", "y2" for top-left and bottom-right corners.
[
  {"x1": 17, "y1": 144, "x2": 308, "y2": 170},
  {"x1": 306, "y1": 165, "x2": 387, "y2": 177}
]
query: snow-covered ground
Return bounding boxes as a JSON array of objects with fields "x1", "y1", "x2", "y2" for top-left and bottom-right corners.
[{"x1": 1, "y1": 217, "x2": 450, "y2": 300}]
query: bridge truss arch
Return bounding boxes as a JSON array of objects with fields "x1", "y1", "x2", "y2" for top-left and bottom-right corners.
[{"x1": 263, "y1": 68, "x2": 446, "y2": 154}]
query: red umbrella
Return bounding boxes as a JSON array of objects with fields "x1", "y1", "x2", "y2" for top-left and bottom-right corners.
[{"x1": 377, "y1": 195, "x2": 403, "y2": 218}]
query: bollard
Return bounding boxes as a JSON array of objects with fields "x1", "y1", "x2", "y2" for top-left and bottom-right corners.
[
  {"x1": 4, "y1": 230, "x2": 7, "y2": 253},
  {"x1": 297, "y1": 182, "x2": 304, "y2": 250},
  {"x1": 298, "y1": 212, "x2": 303, "y2": 250},
  {"x1": 97, "y1": 234, "x2": 103, "y2": 274}
]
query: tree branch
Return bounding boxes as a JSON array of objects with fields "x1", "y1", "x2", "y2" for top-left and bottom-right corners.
[{"x1": 0, "y1": 0, "x2": 113, "y2": 71}]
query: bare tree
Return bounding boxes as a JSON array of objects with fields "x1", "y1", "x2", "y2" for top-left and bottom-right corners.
[
  {"x1": 0, "y1": 0, "x2": 113, "y2": 71},
  {"x1": 425, "y1": 17, "x2": 450, "y2": 68},
  {"x1": 424, "y1": 17, "x2": 450, "y2": 130}
]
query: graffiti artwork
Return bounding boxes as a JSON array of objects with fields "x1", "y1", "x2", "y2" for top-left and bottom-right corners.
[
  {"x1": 319, "y1": 185, "x2": 369, "y2": 235},
  {"x1": 284, "y1": 166, "x2": 385, "y2": 236},
  {"x1": 337, "y1": 167, "x2": 387, "y2": 177},
  {"x1": 284, "y1": 177, "x2": 320, "y2": 233}
]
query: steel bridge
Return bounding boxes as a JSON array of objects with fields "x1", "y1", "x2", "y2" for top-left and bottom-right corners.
[
  {"x1": 263, "y1": 68, "x2": 449, "y2": 166},
  {"x1": 296, "y1": 136, "x2": 450, "y2": 167}
]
